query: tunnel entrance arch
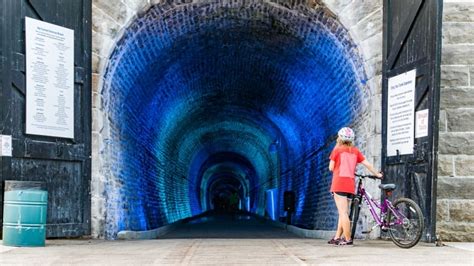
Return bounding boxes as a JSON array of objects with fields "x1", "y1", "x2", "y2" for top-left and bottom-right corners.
[{"x1": 92, "y1": 0, "x2": 383, "y2": 239}]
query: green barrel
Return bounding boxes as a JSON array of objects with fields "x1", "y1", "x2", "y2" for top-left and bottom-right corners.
[{"x1": 2, "y1": 181, "x2": 48, "y2": 247}]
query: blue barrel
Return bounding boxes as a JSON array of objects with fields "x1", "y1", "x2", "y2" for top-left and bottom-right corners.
[{"x1": 3, "y1": 181, "x2": 48, "y2": 247}]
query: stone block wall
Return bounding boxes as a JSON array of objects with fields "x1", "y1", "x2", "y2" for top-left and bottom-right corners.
[{"x1": 437, "y1": 0, "x2": 474, "y2": 242}]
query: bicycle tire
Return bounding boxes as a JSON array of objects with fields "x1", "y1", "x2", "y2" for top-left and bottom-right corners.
[
  {"x1": 349, "y1": 197, "x2": 361, "y2": 240},
  {"x1": 387, "y1": 197, "x2": 424, "y2": 248}
]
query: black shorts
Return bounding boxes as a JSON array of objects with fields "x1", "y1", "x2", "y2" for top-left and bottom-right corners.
[{"x1": 332, "y1": 192, "x2": 354, "y2": 199}]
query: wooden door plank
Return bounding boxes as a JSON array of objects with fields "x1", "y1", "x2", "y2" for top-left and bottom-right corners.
[{"x1": 386, "y1": 0, "x2": 424, "y2": 68}]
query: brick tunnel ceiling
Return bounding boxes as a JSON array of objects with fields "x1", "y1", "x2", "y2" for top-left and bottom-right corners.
[{"x1": 103, "y1": 2, "x2": 365, "y2": 238}]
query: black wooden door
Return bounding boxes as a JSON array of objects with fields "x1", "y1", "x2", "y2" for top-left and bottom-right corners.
[
  {"x1": 382, "y1": 0, "x2": 442, "y2": 242},
  {"x1": 0, "y1": 0, "x2": 91, "y2": 237}
]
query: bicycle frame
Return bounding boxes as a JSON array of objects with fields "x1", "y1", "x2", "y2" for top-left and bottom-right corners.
[
  {"x1": 350, "y1": 174, "x2": 424, "y2": 248},
  {"x1": 355, "y1": 177, "x2": 407, "y2": 230}
]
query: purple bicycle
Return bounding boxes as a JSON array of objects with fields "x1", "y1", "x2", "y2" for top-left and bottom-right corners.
[{"x1": 349, "y1": 174, "x2": 424, "y2": 248}]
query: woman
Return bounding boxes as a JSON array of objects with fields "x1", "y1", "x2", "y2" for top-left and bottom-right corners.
[{"x1": 328, "y1": 127, "x2": 383, "y2": 246}]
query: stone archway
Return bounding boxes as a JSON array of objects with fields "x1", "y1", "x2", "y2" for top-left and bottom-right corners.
[{"x1": 91, "y1": 0, "x2": 383, "y2": 239}]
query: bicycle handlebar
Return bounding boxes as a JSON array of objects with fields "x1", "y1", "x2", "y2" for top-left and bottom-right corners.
[{"x1": 355, "y1": 173, "x2": 382, "y2": 180}]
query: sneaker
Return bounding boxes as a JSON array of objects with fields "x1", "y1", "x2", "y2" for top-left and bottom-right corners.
[
  {"x1": 337, "y1": 239, "x2": 353, "y2": 246},
  {"x1": 327, "y1": 237, "x2": 344, "y2": 245},
  {"x1": 327, "y1": 238, "x2": 340, "y2": 244}
]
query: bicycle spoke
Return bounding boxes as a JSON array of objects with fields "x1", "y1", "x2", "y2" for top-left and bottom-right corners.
[{"x1": 387, "y1": 198, "x2": 424, "y2": 248}]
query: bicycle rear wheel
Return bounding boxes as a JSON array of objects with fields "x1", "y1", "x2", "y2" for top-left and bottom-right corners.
[{"x1": 387, "y1": 198, "x2": 424, "y2": 248}]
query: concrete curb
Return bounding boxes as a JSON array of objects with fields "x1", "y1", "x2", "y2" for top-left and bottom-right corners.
[
  {"x1": 117, "y1": 222, "x2": 180, "y2": 240},
  {"x1": 117, "y1": 211, "x2": 214, "y2": 240},
  {"x1": 286, "y1": 226, "x2": 335, "y2": 239},
  {"x1": 265, "y1": 218, "x2": 335, "y2": 239}
]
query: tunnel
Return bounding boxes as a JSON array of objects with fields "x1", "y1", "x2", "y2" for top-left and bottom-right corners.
[{"x1": 100, "y1": 1, "x2": 368, "y2": 239}]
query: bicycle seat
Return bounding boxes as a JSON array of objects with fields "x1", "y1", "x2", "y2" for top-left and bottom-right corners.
[{"x1": 379, "y1": 183, "x2": 396, "y2": 191}]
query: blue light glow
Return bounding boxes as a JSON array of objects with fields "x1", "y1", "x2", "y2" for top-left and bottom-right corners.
[{"x1": 101, "y1": 1, "x2": 365, "y2": 238}]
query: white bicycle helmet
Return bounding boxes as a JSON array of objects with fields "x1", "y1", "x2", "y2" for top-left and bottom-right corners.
[{"x1": 338, "y1": 127, "x2": 355, "y2": 142}]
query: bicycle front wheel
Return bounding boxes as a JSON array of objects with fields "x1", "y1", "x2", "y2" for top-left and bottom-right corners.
[
  {"x1": 349, "y1": 197, "x2": 361, "y2": 240},
  {"x1": 387, "y1": 198, "x2": 424, "y2": 248}
]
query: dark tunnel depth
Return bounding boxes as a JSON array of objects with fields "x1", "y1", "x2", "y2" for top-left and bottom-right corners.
[{"x1": 101, "y1": 1, "x2": 367, "y2": 239}]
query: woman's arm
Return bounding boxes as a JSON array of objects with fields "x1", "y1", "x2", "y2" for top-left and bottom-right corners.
[
  {"x1": 361, "y1": 160, "x2": 383, "y2": 178},
  {"x1": 329, "y1": 160, "x2": 335, "y2": 172}
]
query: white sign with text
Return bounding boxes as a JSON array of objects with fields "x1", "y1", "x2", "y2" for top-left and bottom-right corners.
[
  {"x1": 387, "y1": 69, "x2": 416, "y2": 156},
  {"x1": 25, "y1": 17, "x2": 74, "y2": 139},
  {"x1": 416, "y1": 109, "x2": 429, "y2": 138}
]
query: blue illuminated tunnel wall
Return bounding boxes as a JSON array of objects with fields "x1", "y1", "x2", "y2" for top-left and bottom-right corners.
[{"x1": 101, "y1": 1, "x2": 367, "y2": 238}]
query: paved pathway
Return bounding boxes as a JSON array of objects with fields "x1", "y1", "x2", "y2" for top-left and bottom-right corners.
[{"x1": 1, "y1": 214, "x2": 472, "y2": 265}]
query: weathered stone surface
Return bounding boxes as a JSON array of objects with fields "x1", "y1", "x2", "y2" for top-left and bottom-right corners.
[
  {"x1": 363, "y1": 56, "x2": 382, "y2": 77},
  {"x1": 438, "y1": 155, "x2": 453, "y2": 177},
  {"x1": 443, "y1": 2, "x2": 474, "y2": 22},
  {"x1": 359, "y1": 32, "x2": 382, "y2": 61},
  {"x1": 455, "y1": 156, "x2": 474, "y2": 177},
  {"x1": 449, "y1": 200, "x2": 474, "y2": 222},
  {"x1": 371, "y1": 109, "x2": 382, "y2": 135},
  {"x1": 438, "y1": 133, "x2": 474, "y2": 155},
  {"x1": 442, "y1": 44, "x2": 474, "y2": 65},
  {"x1": 150, "y1": 0, "x2": 166, "y2": 6},
  {"x1": 91, "y1": 132, "x2": 101, "y2": 175},
  {"x1": 92, "y1": 52, "x2": 104, "y2": 74},
  {"x1": 92, "y1": 6, "x2": 121, "y2": 37},
  {"x1": 440, "y1": 87, "x2": 474, "y2": 109},
  {"x1": 447, "y1": 108, "x2": 474, "y2": 132},
  {"x1": 439, "y1": 109, "x2": 447, "y2": 133},
  {"x1": 92, "y1": 54, "x2": 99, "y2": 74},
  {"x1": 93, "y1": 0, "x2": 132, "y2": 26},
  {"x1": 91, "y1": 196, "x2": 105, "y2": 238},
  {"x1": 121, "y1": 0, "x2": 148, "y2": 11},
  {"x1": 437, "y1": 177, "x2": 474, "y2": 199},
  {"x1": 92, "y1": 30, "x2": 115, "y2": 58},
  {"x1": 366, "y1": 75, "x2": 382, "y2": 95},
  {"x1": 92, "y1": 109, "x2": 104, "y2": 132},
  {"x1": 92, "y1": 73, "x2": 101, "y2": 94},
  {"x1": 437, "y1": 221, "x2": 474, "y2": 242},
  {"x1": 437, "y1": 45, "x2": 469, "y2": 246},
  {"x1": 471, "y1": 66, "x2": 474, "y2": 86},
  {"x1": 436, "y1": 199, "x2": 450, "y2": 222},
  {"x1": 350, "y1": 8, "x2": 382, "y2": 42},
  {"x1": 443, "y1": 22, "x2": 474, "y2": 44},
  {"x1": 339, "y1": 0, "x2": 381, "y2": 27},
  {"x1": 323, "y1": 0, "x2": 353, "y2": 15},
  {"x1": 440, "y1": 65, "x2": 469, "y2": 87},
  {"x1": 92, "y1": 92, "x2": 100, "y2": 109},
  {"x1": 367, "y1": 132, "x2": 381, "y2": 156}
]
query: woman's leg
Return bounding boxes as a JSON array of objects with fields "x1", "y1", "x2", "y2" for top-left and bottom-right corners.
[
  {"x1": 334, "y1": 194, "x2": 351, "y2": 240},
  {"x1": 335, "y1": 222, "x2": 343, "y2": 239},
  {"x1": 334, "y1": 194, "x2": 343, "y2": 239}
]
